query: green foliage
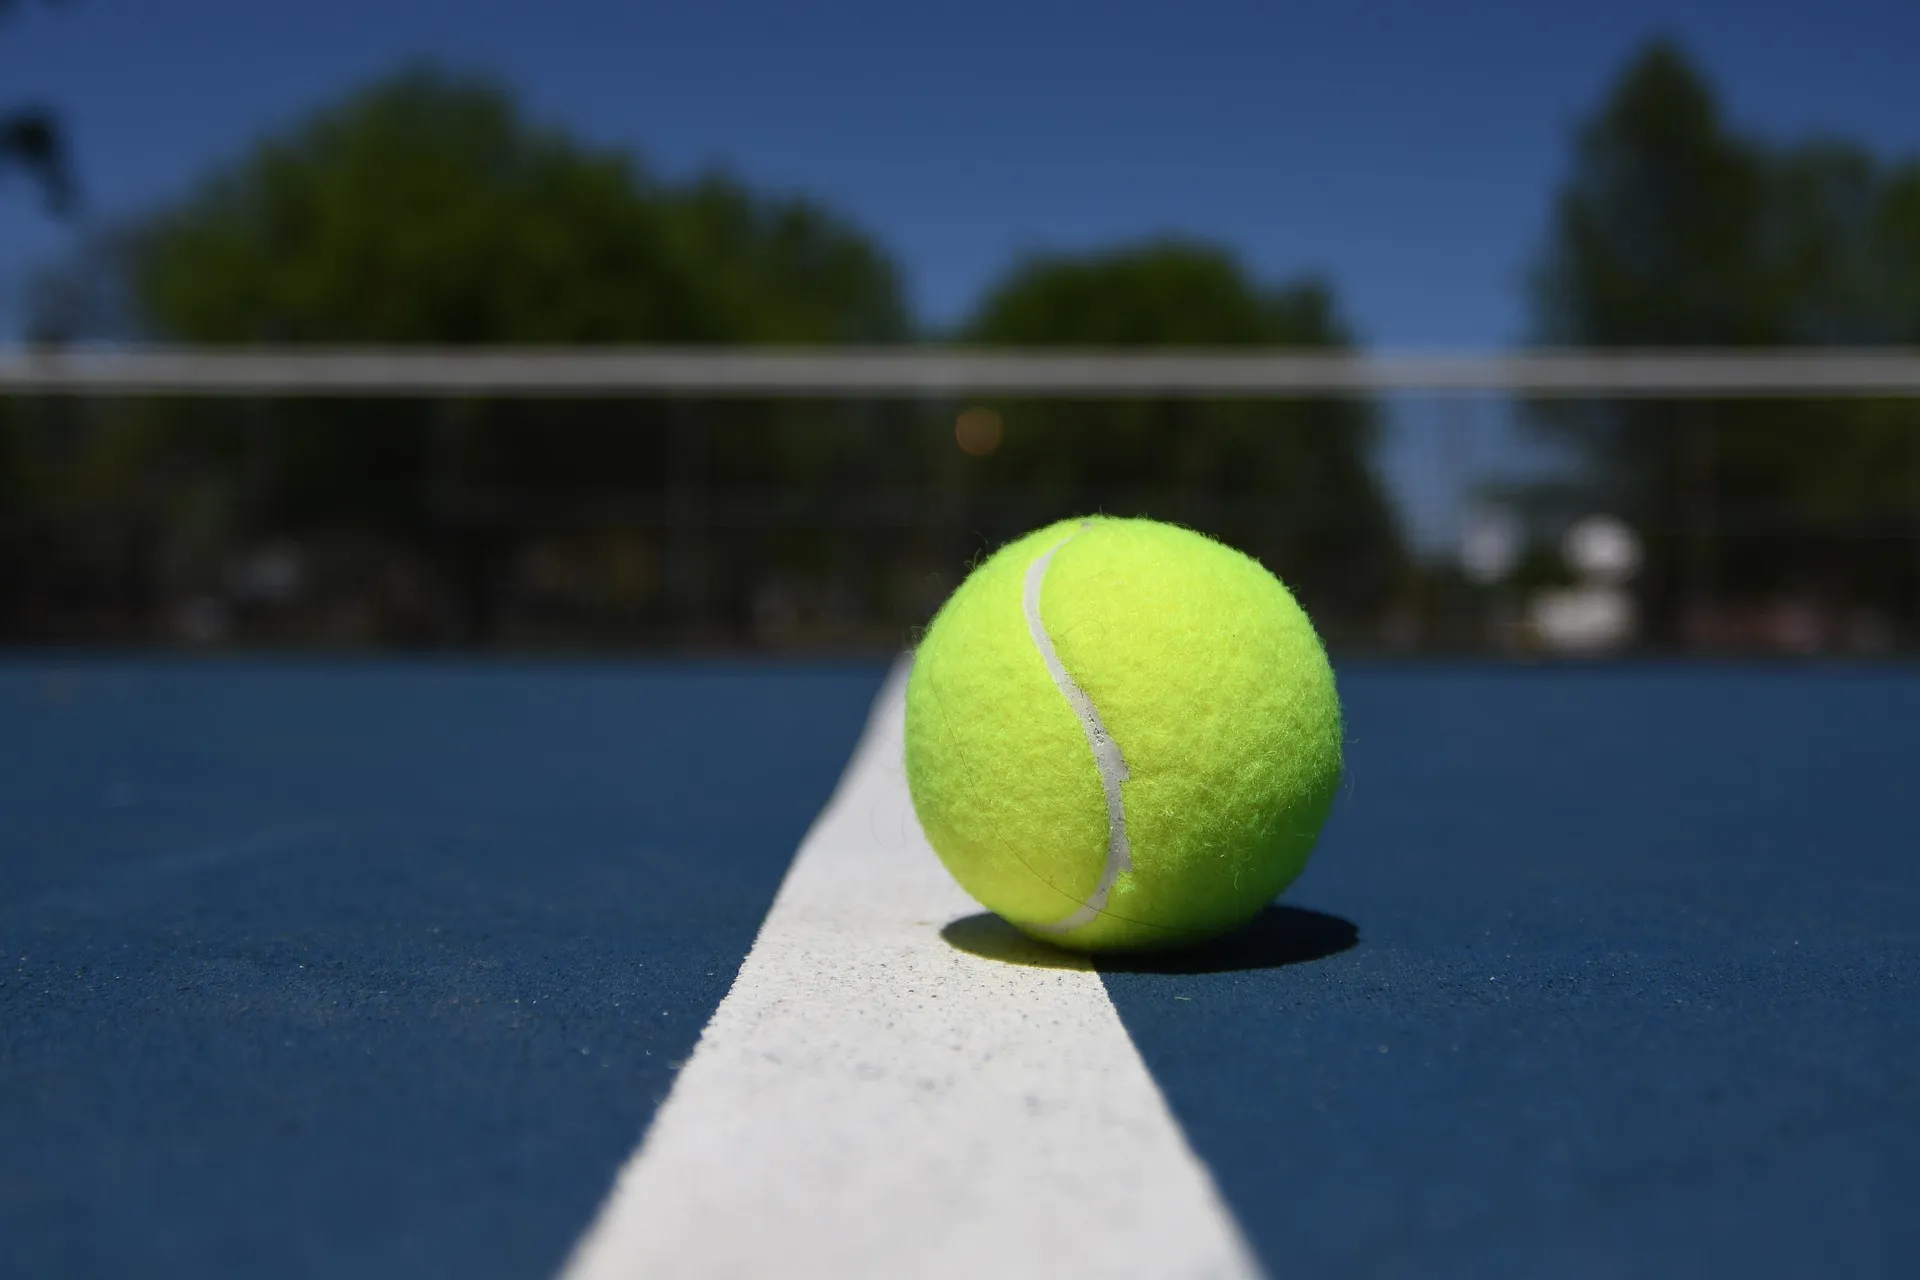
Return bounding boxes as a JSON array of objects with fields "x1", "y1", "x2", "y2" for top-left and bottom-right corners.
[
  {"x1": 6, "y1": 72, "x2": 1401, "y2": 648},
  {"x1": 1528, "y1": 41, "x2": 1920, "y2": 645},
  {"x1": 1874, "y1": 164, "x2": 1920, "y2": 340},
  {"x1": 666, "y1": 175, "x2": 911, "y2": 344},
  {"x1": 968, "y1": 242, "x2": 1344, "y2": 347},
  {"x1": 1533, "y1": 43, "x2": 1774, "y2": 345},
  {"x1": 959, "y1": 242, "x2": 1402, "y2": 630},
  {"x1": 132, "y1": 67, "x2": 907, "y2": 344},
  {"x1": 8, "y1": 67, "x2": 920, "y2": 644},
  {"x1": 1535, "y1": 41, "x2": 1920, "y2": 346}
]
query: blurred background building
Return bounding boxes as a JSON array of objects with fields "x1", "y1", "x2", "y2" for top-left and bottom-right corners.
[{"x1": 1, "y1": 6, "x2": 1916, "y2": 656}]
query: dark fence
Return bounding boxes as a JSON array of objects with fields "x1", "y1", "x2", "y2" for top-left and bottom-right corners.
[{"x1": 3, "y1": 349, "x2": 1919, "y2": 656}]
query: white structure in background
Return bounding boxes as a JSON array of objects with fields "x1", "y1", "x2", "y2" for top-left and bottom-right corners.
[
  {"x1": 1459, "y1": 508, "x2": 1523, "y2": 586},
  {"x1": 1529, "y1": 514, "x2": 1643, "y2": 654},
  {"x1": 1562, "y1": 514, "x2": 1643, "y2": 585}
]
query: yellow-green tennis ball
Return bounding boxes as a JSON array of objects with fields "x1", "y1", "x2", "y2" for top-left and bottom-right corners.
[{"x1": 905, "y1": 516, "x2": 1342, "y2": 953}]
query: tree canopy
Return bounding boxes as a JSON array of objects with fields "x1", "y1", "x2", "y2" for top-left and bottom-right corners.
[
  {"x1": 1534, "y1": 41, "x2": 1920, "y2": 347},
  {"x1": 0, "y1": 1, "x2": 75, "y2": 216},
  {"x1": 959, "y1": 243, "x2": 1403, "y2": 631},
  {"x1": 129, "y1": 67, "x2": 909, "y2": 345},
  {"x1": 968, "y1": 241, "x2": 1348, "y2": 347},
  {"x1": 7, "y1": 70, "x2": 1403, "y2": 648},
  {"x1": 1528, "y1": 40, "x2": 1920, "y2": 645}
]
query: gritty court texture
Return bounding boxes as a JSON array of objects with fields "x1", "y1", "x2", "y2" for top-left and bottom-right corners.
[{"x1": 2, "y1": 658, "x2": 1916, "y2": 1278}]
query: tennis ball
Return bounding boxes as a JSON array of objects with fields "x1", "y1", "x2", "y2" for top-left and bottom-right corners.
[{"x1": 905, "y1": 516, "x2": 1342, "y2": 952}]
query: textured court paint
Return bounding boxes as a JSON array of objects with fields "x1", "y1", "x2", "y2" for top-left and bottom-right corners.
[
  {"x1": 14, "y1": 660, "x2": 1909, "y2": 1280},
  {"x1": 907, "y1": 517, "x2": 1342, "y2": 951},
  {"x1": 1104, "y1": 668, "x2": 1920, "y2": 1279},
  {"x1": 1022, "y1": 523, "x2": 1134, "y2": 934},
  {"x1": 0, "y1": 659, "x2": 884, "y2": 1280},
  {"x1": 565, "y1": 667, "x2": 1258, "y2": 1280}
]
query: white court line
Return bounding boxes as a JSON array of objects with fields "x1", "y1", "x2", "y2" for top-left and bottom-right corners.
[{"x1": 561, "y1": 663, "x2": 1260, "y2": 1280}]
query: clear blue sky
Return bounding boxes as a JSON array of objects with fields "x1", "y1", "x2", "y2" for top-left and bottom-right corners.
[{"x1": 0, "y1": 0, "x2": 1914, "y2": 542}]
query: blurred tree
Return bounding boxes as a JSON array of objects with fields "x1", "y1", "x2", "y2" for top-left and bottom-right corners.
[
  {"x1": 0, "y1": 107, "x2": 75, "y2": 215},
  {"x1": 9, "y1": 70, "x2": 1402, "y2": 650},
  {"x1": 1533, "y1": 42, "x2": 1774, "y2": 347},
  {"x1": 11, "y1": 67, "x2": 915, "y2": 645},
  {"x1": 1873, "y1": 163, "x2": 1920, "y2": 341},
  {"x1": 961, "y1": 242, "x2": 1404, "y2": 635},
  {"x1": 0, "y1": 0, "x2": 79, "y2": 639},
  {"x1": 132, "y1": 67, "x2": 905, "y2": 344},
  {"x1": 0, "y1": 1, "x2": 76, "y2": 215},
  {"x1": 967, "y1": 242, "x2": 1335, "y2": 346},
  {"x1": 1530, "y1": 40, "x2": 1920, "y2": 649}
]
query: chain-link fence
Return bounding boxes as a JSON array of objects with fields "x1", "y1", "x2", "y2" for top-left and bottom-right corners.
[{"x1": 4, "y1": 349, "x2": 1918, "y2": 656}]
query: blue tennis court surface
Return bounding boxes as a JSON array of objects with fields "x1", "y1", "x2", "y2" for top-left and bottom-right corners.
[
  {"x1": 3, "y1": 659, "x2": 1916, "y2": 1277},
  {"x1": 1109, "y1": 669, "x2": 1920, "y2": 1277},
  {"x1": 0, "y1": 661, "x2": 885, "y2": 1278}
]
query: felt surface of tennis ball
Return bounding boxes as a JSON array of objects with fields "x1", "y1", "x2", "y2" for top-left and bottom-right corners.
[{"x1": 905, "y1": 516, "x2": 1342, "y2": 952}]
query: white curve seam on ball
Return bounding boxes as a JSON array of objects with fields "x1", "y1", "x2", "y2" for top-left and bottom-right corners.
[{"x1": 1022, "y1": 521, "x2": 1132, "y2": 934}]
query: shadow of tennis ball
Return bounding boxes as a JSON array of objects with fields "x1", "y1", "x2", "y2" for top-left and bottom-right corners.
[{"x1": 941, "y1": 905, "x2": 1359, "y2": 975}]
